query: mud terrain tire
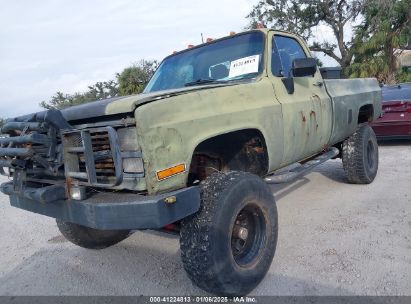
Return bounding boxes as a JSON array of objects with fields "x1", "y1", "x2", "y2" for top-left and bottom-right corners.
[
  {"x1": 180, "y1": 171, "x2": 278, "y2": 296},
  {"x1": 342, "y1": 125, "x2": 379, "y2": 184},
  {"x1": 56, "y1": 219, "x2": 131, "y2": 249}
]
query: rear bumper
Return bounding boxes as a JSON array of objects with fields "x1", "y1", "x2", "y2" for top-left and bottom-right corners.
[
  {"x1": 376, "y1": 135, "x2": 411, "y2": 140},
  {"x1": 0, "y1": 182, "x2": 200, "y2": 230},
  {"x1": 370, "y1": 120, "x2": 411, "y2": 138}
]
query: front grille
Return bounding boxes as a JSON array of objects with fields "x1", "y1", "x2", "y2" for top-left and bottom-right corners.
[
  {"x1": 65, "y1": 132, "x2": 82, "y2": 147},
  {"x1": 62, "y1": 127, "x2": 123, "y2": 187}
]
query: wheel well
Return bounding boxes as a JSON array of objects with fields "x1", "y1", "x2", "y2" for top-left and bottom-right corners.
[
  {"x1": 188, "y1": 129, "x2": 269, "y2": 185},
  {"x1": 358, "y1": 104, "x2": 374, "y2": 124}
]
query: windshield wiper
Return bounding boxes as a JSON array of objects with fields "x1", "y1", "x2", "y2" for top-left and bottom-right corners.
[{"x1": 184, "y1": 78, "x2": 226, "y2": 87}]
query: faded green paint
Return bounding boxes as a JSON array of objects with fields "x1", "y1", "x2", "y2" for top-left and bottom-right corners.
[
  {"x1": 103, "y1": 29, "x2": 381, "y2": 194},
  {"x1": 266, "y1": 31, "x2": 334, "y2": 166},
  {"x1": 134, "y1": 78, "x2": 284, "y2": 194},
  {"x1": 324, "y1": 78, "x2": 382, "y2": 144}
]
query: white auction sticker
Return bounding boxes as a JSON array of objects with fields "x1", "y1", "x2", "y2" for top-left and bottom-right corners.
[{"x1": 228, "y1": 54, "x2": 260, "y2": 78}]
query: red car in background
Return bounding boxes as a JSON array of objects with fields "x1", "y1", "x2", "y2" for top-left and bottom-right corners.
[{"x1": 370, "y1": 83, "x2": 411, "y2": 139}]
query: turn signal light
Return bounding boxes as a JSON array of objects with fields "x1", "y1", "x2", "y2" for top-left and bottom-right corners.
[
  {"x1": 157, "y1": 164, "x2": 186, "y2": 181},
  {"x1": 206, "y1": 38, "x2": 213, "y2": 43}
]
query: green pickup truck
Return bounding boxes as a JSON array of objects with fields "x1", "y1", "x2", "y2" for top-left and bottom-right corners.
[{"x1": 0, "y1": 29, "x2": 381, "y2": 295}]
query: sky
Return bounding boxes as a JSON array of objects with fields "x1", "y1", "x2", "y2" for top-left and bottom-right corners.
[{"x1": 0, "y1": 0, "x2": 340, "y2": 118}]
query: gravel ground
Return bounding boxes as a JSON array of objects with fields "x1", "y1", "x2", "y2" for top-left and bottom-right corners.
[{"x1": 0, "y1": 141, "x2": 410, "y2": 296}]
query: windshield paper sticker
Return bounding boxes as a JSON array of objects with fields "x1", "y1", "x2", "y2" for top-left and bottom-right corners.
[{"x1": 229, "y1": 54, "x2": 260, "y2": 78}]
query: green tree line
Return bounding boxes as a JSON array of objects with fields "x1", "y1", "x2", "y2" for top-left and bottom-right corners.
[
  {"x1": 40, "y1": 60, "x2": 158, "y2": 110},
  {"x1": 0, "y1": 61, "x2": 157, "y2": 129}
]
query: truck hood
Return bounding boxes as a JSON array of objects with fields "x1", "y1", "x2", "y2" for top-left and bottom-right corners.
[{"x1": 61, "y1": 84, "x2": 234, "y2": 122}]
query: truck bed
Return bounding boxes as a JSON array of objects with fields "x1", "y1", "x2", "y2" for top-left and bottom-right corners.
[{"x1": 324, "y1": 78, "x2": 382, "y2": 145}]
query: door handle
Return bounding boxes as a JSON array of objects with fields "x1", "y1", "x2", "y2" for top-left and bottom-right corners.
[{"x1": 313, "y1": 81, "x2": 323, "y2": 87}]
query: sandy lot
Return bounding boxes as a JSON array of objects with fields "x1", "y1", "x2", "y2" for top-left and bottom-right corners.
[{"x1": 0, "y1": 141, "x2": 410, "y2": 296}]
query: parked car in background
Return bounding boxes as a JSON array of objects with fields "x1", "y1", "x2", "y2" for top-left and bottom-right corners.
[{"x1": 370, "y1": 83, "x2": 411, "y2": 139}]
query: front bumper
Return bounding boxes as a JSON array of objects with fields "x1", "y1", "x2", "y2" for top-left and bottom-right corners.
[{"x1": 1, "y1": 182, "x2": 200, "y2": 230}]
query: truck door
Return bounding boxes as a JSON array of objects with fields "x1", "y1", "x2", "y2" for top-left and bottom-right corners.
[{"x1": 269, "y1": 32, "x2": 333, "y2": 166}]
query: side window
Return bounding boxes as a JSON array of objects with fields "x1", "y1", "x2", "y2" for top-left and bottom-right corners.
[{"x1": 272, "y1": 35, "x2": 307, "y2": 77}]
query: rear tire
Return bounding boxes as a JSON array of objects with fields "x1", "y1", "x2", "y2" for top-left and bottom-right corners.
[
  {"x1": 180, "y1": 171, "x2": 278, "y2": 296},
  {"x1": 56, "y1": 219, "x2": 131, "y2": 249},
  {"x1": 342, "y1": 125, "x2": 379, "y2": 184}
]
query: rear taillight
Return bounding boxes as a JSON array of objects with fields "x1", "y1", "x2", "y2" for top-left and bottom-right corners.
[{"x1": 383, "y1": 100, "x2": 411, "y2": 113}]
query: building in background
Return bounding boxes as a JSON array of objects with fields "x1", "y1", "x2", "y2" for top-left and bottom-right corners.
[{"x1": 396, "y1": 49, "x2": 411, "y2": 72}]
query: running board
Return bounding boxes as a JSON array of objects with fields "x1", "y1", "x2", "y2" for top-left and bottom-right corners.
[{"x1": 264, "y1": 147, "x2": 340, "y2": 184}]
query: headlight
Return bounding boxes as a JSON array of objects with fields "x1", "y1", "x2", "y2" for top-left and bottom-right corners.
[
  {"x1": 117, "y1": 127, "x2": 144, "y2": 174},
  {"x1": 117, "y1": 127, "x2": 139, "y2": 151}
]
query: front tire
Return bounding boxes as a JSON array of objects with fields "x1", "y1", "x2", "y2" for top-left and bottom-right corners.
[
  {"x1": 56, "y1": 219, "x2": 131, "y2": 249},
  {"x1": 180, "y1": 171, "x2": 278, "y2": 296},
  {"x1": 342, "y1": 125, "x2": 379, "y2": 184}
]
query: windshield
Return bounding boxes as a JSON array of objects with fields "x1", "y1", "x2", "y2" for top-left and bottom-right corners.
[{"x1": 144, "y1": 32, "x2": 265, "y2": 93}]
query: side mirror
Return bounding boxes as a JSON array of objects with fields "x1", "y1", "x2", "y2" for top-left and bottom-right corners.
[
  {"x1": 281, "y1": 58, "x2": 317, "y2": 94},
  {"x1": 292, "y1": 58, "x2": 317, "y2": 77}
]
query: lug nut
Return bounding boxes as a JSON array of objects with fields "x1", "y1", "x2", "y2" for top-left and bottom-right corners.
[{"x1": 234, "y1": 226, "x2": 248, "y2": 240}]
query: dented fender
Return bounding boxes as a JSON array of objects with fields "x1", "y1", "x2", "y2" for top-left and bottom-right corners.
[{"x1": 134, "y1": 77, "x2": 284, "y2": 194}]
